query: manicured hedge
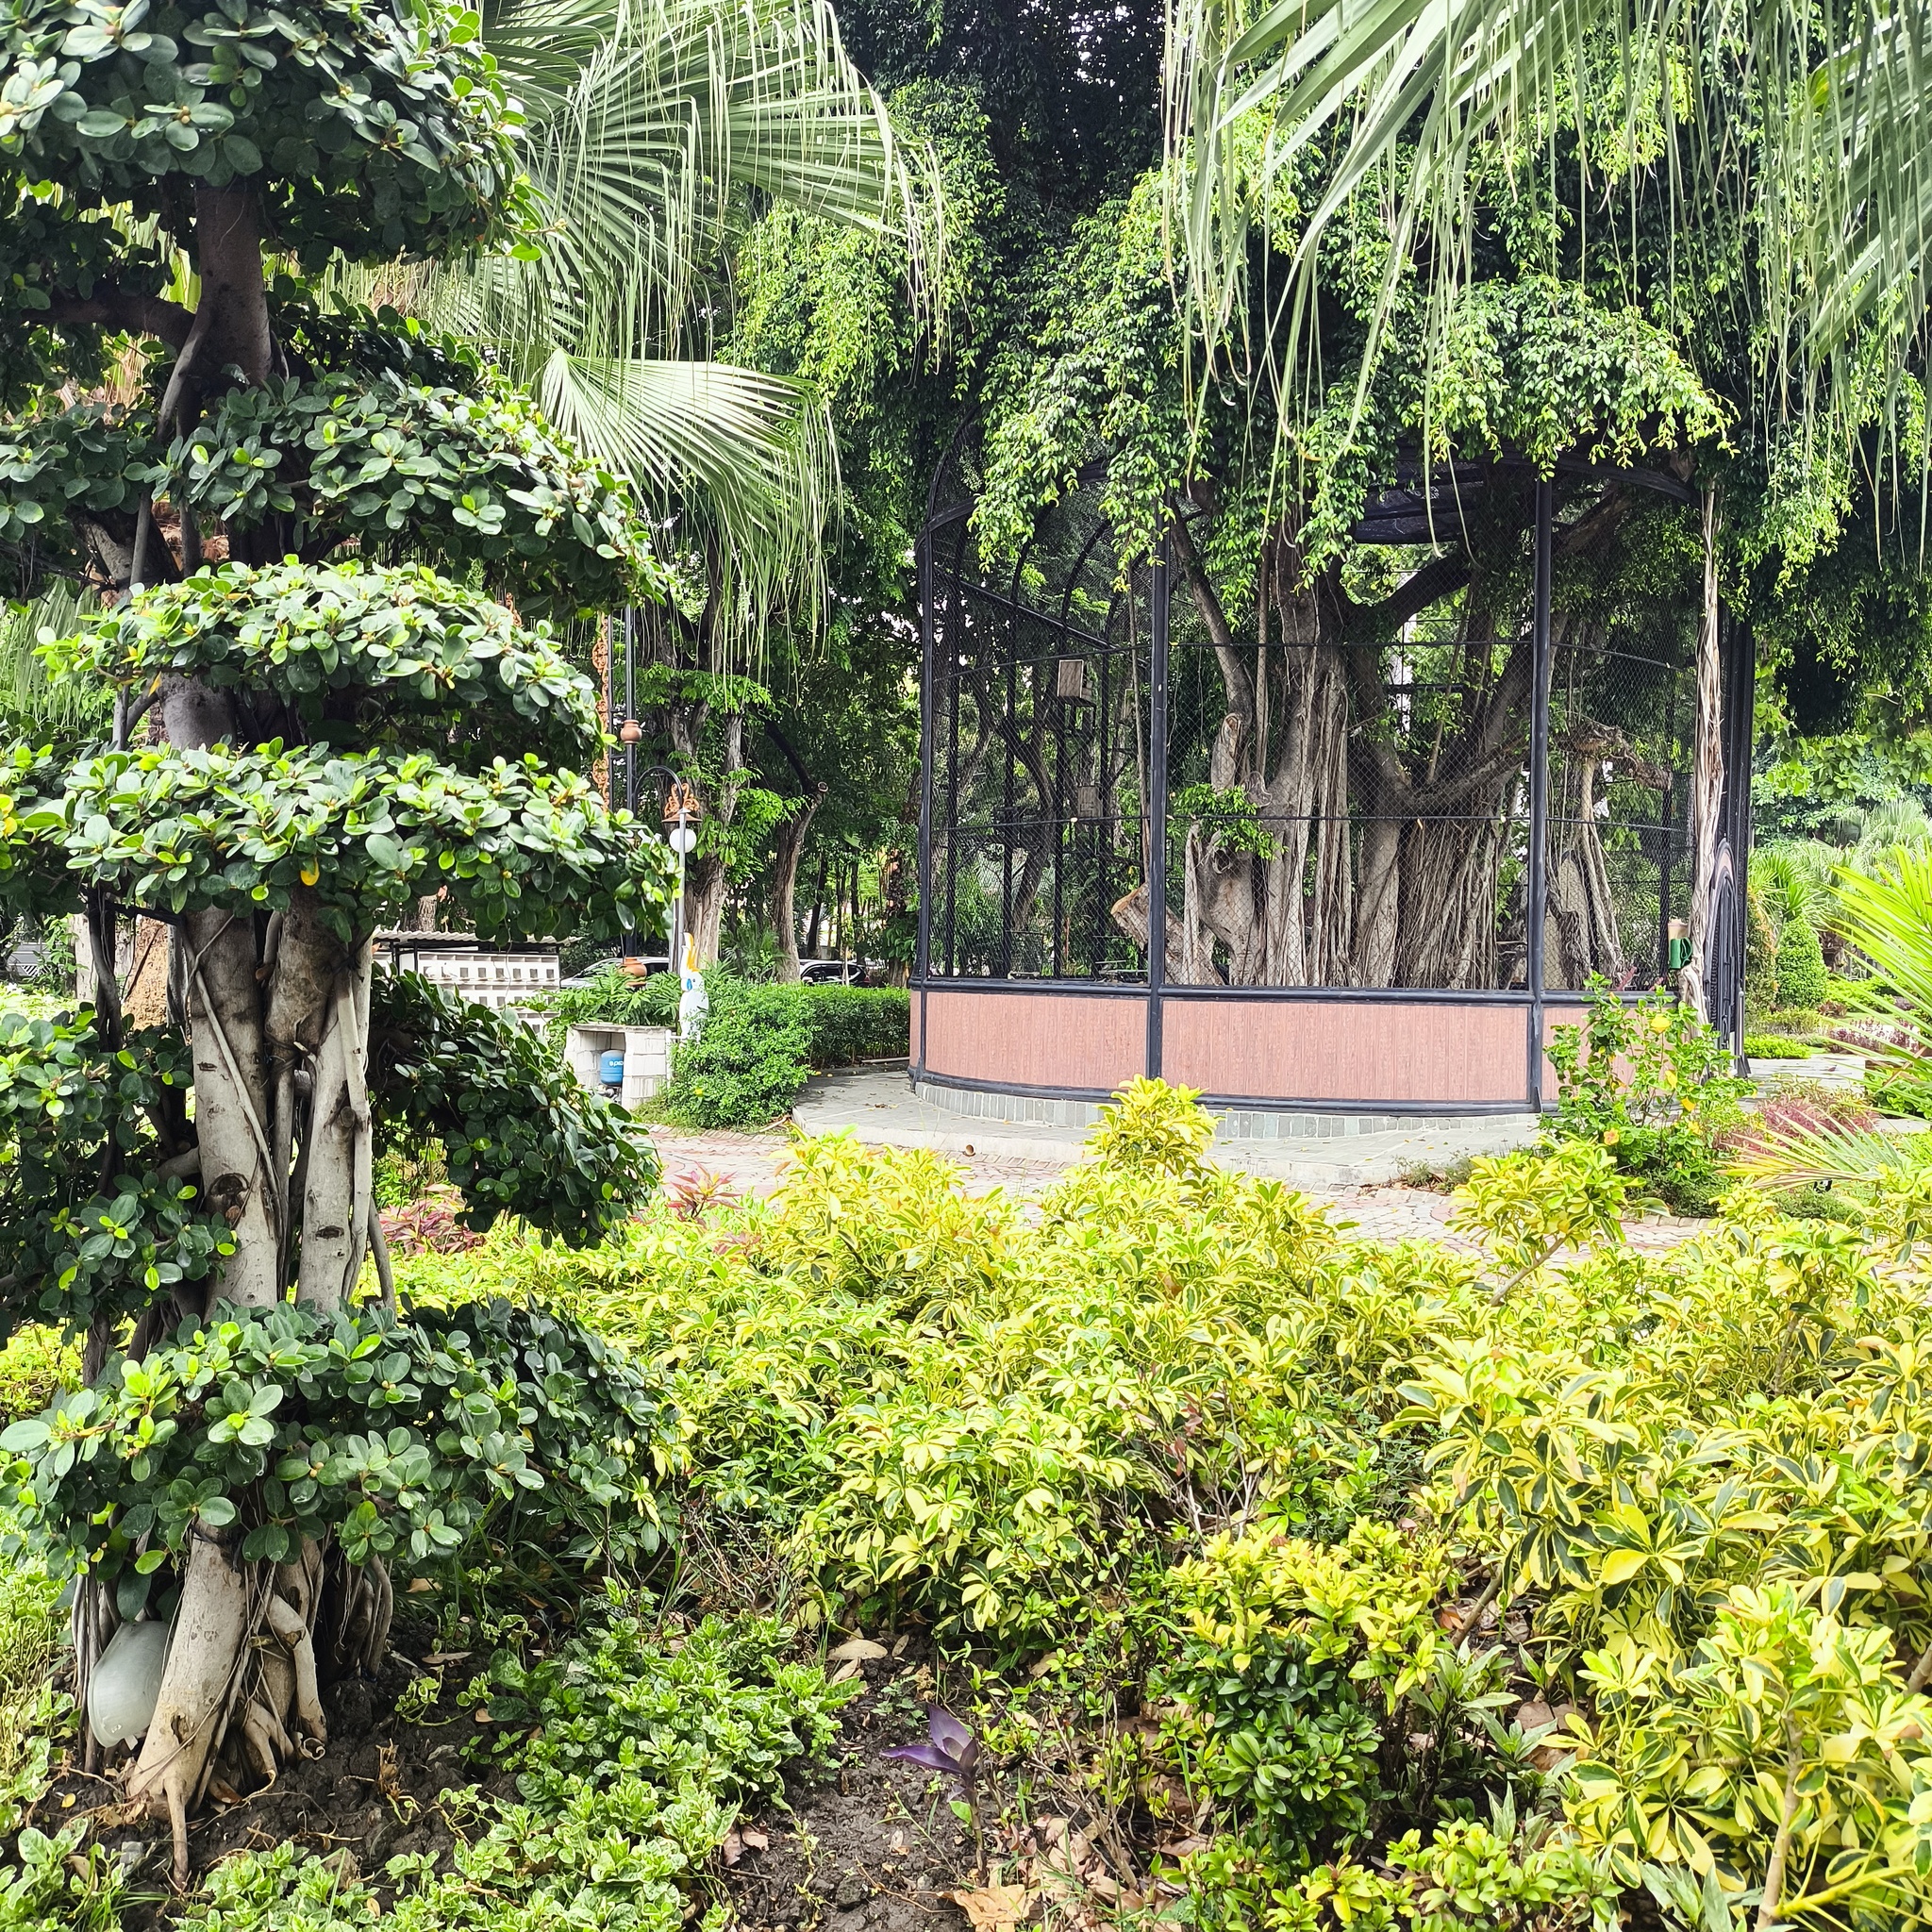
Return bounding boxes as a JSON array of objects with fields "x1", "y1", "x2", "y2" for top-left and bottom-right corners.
[{"x1": 798, "y1": 985, "x2": 908, "y2": 1067}]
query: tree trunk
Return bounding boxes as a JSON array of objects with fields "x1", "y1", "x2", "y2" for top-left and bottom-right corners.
[
  {"x1": 181, "y1": 907, "x2": 279, "y2": 1306},
  {"x1": 684, "y1": 710, "x2": 745, "y2": 967},
  {"x1": 125, "y1": 1530, "x2": 255, "y2": 1879},
  {"x1": 1109, "y1": 882, "x2": 1217, "y2": 982},
  {"x1": 114, "y1": 179, "x2": 405, "y2": 1892},
  {"x1": 295, "y1": 943, "x2": 375, "y2": 1308},
  {"x1": 1394, "y1": 805, "x2": 1509, "y2": 988},
  {"x1": 1681, "y1": 490, "x2": 1723, "y2": 1020},
  {"x1": 771, "y1": 791, "x2": 823, "y2": 981},
  {"x1": 190, "y1": 186, "x2": 273, "y2": 397}
]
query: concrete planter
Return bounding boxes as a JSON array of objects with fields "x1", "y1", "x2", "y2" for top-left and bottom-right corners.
[{"x1": 566, "y1": 1024, "x2": 674, "y2": 1110}]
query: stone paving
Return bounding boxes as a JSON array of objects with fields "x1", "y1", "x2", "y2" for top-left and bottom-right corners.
[{"x1": 648, "y1": 1067, "x2": 1712, "y2": 1252}]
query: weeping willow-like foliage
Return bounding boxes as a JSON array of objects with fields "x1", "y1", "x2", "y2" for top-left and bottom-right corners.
[
  {"x1": 376, "y1": 0, "x2": 942, "y2": 658},
  {"x1": 1164, "y1": 0, "x2": 1932, "y2": 473}
]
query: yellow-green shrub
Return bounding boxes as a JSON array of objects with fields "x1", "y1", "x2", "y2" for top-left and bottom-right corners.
[{"x1": 382, "y1": 1077, "x2": 1932, "y2": 1921}]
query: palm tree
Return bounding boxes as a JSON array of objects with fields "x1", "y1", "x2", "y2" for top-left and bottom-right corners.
[
  {"x1": 1162, "y1": 0, "x2": 1932, "y2": 453},
  {"x1": 388, "y1": 0, "x2": 942, "y2": 641}
]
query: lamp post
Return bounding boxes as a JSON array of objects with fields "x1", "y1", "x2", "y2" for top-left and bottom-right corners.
[
  {"x1": 617, "y1": 745, "x2": 701, "y2": 972},
  {"x1": 610, "y1": 608, "x2": 700, "y2": 971},
  {"x1": 662, "y1": 779, "x2": 700, "y2": 972}
]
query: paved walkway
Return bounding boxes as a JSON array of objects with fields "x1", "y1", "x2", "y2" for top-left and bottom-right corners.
[{"x1": 648, "y1": 1068, "x2": 1709, "y2": 1252}]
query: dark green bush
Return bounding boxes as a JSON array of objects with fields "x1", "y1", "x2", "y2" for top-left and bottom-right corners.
[
  {"x1": 800, "y1": 985, "x2": 909, "y2": 1066},
  {"x1": 543, "y1": 966, "x2": 678, "y2": 1039},
  {"x1": 550, "y1": 971, "x2": 908, "y2": 1127},
  {"x1": 659, "y1": 980, "x2": 813, "y2": 1128},
  {"x1": 1775, "y1": 919, "x2": 1828, "y2": 1008}
]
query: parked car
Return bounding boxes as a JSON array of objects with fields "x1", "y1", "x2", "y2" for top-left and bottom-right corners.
[{"x1": 797, "y1": 958, "x2": 886, "y2": 986}]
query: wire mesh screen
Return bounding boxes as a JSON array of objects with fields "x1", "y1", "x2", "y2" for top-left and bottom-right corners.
[
  {"x1": 1544, "y1": 496, "x2": 1699, "y2": 990},
  {"x1": 1158, "y1": 477, "x2": 1700, "y2": 990},
  {"x1": 925, "y1": 476, "x2": 1155, "y2": 980},
  {"x1": 925, "y1": 463, "x2": 1703, "y2": 993}
]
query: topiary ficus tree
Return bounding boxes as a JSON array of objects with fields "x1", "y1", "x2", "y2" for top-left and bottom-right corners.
[{"x1": 0, "y1": 0, "x2": 677, "y2": 1885}]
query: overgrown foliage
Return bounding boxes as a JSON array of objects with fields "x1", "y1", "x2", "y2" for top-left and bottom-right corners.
[
  {"x1": 14, "y1": 1075, "x2": 1932, "y2": 1922},
  {"x1": 1544, "y1": 982, "x2": 1749, "y2": 1213},
  {"x1": 366, "y1": 1076, "x2": 1932, "y2": 1925}
]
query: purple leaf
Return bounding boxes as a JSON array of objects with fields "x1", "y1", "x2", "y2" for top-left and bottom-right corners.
[
  {"x1": 881, "y1": 1742, "x2": 958, "y2": 1774},
  {"x1": 928, "y1": 1707, "x2": 974, "y2": 1758}
]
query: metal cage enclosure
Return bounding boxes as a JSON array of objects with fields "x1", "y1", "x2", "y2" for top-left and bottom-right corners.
[{"x1": 913, "y1": 443, "x2": 1753, "y2": 1120}]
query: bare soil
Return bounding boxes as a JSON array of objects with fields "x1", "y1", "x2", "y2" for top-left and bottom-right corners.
[
  {"x1": 38, "y1": 1611, "x2": 495, "y2": 1918},
  {"x1": 32, "y1": 1624, "x2": 1005, "y2": 1930}
]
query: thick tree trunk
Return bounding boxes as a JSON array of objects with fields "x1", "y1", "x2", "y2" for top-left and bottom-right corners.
[
  {"x1": 182, "y1": 907, "x2": 279, "y2": 1306},
  {"x1": 125, "y1": 1531, "x2": 254, "y2": 1880},
  {"x1": 295, "y1": 943, "x2": 375, "y2": 1308},
  {"x1": 158, "y1": 675, "x2": 276, "y2": 1305},
  {"x1": 190, "y1": 186, "x2": 273, "y2": 396},
  {"x1": 1109, "y1": 882, "x2": 1218, "y2": 983},
  {"x1": 1394, "y1": 806, "x2": 1509, "y2": 988},
  {"x1": 116, "y1": 178, "x2": 401, "y2": 1893},
  {"x1": 771, "y1": 791, "x2": 823, "y2": 981}
]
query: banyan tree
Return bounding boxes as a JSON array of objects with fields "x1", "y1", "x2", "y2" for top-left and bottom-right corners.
[{"x1": 911, "y1": 439, "x2": 1750, "y2": 1117}]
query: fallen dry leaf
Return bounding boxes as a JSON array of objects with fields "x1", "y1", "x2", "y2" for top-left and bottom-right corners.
[
  {"x1": 952, "y1": 1884, "x2": 1038, "y2": 1932},
  {"x1": 421, "y1": 1651, "x2": 471, "y2": 1668},
  {"x1": 406, "y1": 1577, "x2": 437, "y2": 1595},
  {"x1": 375, "y1": 1743, "x2": 402, "y2": 1801},
  {"x1": 830, "y1": 1659, "x2": 861, "y2": 1684},
  {"x1": 741, "y1": 1829, "x2": 768, "y2": 1852},
  {"x1": 828, "y1": 1636, "x2": 890, "y2": 1662},
  {"x1": 721, "y1": 1827, "x2": 744, "y2": 1867}
]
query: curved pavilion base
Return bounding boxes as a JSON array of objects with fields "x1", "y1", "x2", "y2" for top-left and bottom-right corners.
[{"x1": 911, "y1": 982, "x2": 1593, "y2": 1127}]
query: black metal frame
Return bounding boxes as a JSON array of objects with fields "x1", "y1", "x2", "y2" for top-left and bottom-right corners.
[{"x1": 911, "y1": 446, "x2": 1752, "y2": 1113}]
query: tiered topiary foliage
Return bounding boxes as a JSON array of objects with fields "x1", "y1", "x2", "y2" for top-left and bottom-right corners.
[{"x1": 0, "y1": 0, "x2": 676, "y2": 1883}]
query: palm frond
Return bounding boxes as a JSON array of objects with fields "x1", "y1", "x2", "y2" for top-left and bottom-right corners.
[
  {"x1": 1, "y1": 582, "x2": 105, "y2": 745},
  {"x1": 1834, "y1": 850, "x2": 1932, "y2": 1024},
  {"x1": 533, "y1": 350, "x2": 839, "y2": 630},
  {"x1": 479, "y1": 0, "x2": 621, "y2": 120},
  {"x1": 387, "y1": 0, "x2": 941, "y2": 661},
  {"x1": 1730, "y1": 1118, "x2": 1928, "y2": 1191},
  {"x1": 1754, "y1": 842, "x2": 1834, "y2": 928},
  {"x1": 457, "y1": 0, "x2": 940, "y2": 365}
]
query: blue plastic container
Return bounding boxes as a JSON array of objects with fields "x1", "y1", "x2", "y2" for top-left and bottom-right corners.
[{"x1": 597, "y1": 1049, "x2": 626, "y2": 1086}]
